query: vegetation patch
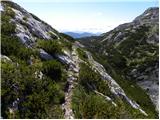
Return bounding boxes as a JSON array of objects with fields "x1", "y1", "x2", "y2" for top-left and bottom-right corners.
[
  {"x1": 90, "y1": 52, "x2": 158, "y2": 118},
  {"x1": 79, "y1": 63, "x2": 112, "y2": 97},
  {"x1": 77, "y1": 48, "x2": 88, "y2": 62},
  {"x1": 37, "y1": 39, "x2": 62, "y2": 56},
  {"x1": 1, "y1": 61, "x2": 65, "y2": 118},
  {"x1": 72, "y1": 63, "x2": 146, "y2": 119},
  {"x1": 42, "y1": 60, "x2": 63, "y2": 81}
]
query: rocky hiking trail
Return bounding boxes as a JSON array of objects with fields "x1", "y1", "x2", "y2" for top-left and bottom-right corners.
[
  {"x1": 62, "y1": 45, "x2": 80, "y2": 119},
  {"x1": 61, "y1": 42, "x2": 148, "y2": 119}
]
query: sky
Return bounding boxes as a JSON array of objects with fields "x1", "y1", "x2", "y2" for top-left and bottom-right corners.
[{"x1": 13, "y1": 0, "x2": 159, "y2": 33}]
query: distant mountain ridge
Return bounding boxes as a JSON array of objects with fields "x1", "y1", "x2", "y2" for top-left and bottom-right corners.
[{"x1": 64, "y1": 32, "x2": 99, "y2": 38}]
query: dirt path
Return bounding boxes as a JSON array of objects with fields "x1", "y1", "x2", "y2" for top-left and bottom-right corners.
[{"x1": 62, "y1": 46, "x2": 79, "y2": 119}]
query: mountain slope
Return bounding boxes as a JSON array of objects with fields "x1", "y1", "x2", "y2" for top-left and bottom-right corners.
[
  {"x1": 1, "y1": 1, "x2": 158, "y2": 119},
  {"x1": 1, "y1": 1, "x2": 75, "y2": 118},
  {"x1": 79, "y1": 7, "x2": 159, "y2": 114}
]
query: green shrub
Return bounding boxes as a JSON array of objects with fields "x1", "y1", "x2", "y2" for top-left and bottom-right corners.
[
  {"x1": 72, "y1": 85, "x2": 145, "y2": 119},
  {"x1": 61, "y1": 39, "x2": 73, "y2": 50},
  {"x1": 1, "y1": 62, "x2": 64, "y2": 119},
  {"x1": 79, "y1": 63, "x2": 112, "y2": 97},
  {"x1": 72, "y1": 85, "x2": 115, "y2": 119},
  {"x1": 1, "y1": 4, "x2": 16, "y2": 35},
  {"x1": 1, "y1": 7, "x2": 16, "y2": 35},
  {"x1": 23, "y1": 16, "x2": 28, "y2": 21},
  {"x1": 38, "y1": 40, "x2": 62, "y2": 56},
  {"x1": 1, "y1": 22, "x2": 16, "y2": 35},
  {"x1": 17, "y1": 47, "x2": 36, "y2": 61},
  {"x1": 1, "y1": 35, "x2": 22, "y2": 56},
  {"x1": 5, "y1": 7, "x2": 15, "y2": 18},
  {"x1": 1, "y1": 12, "x2": 11, "y2": 22},
  {"x1": 107, "y1": 49, "x2": 127, "y2": 69},
  {"x1": 77, "y1": 48, "x2": 88, "y2": 62},
  {"x1": 42, "y1": 60, "x2": 62, "y2": 81},
  {"x1": 1, "y1": 34, "x2": 36, "y2": 61}
]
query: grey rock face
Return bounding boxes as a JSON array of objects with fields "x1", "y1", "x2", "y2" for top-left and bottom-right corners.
[
  {"x1": 130, "y1": 62, "x2": 159, "y2": 111},
  {"x1": 0, "y1": 3, "x2": 4, "y2": 11},
  {"x1": 134, "y1": 7, "x2": 159, "y2": 24},
  {"x1": 39, "y1": 49, "x2": 53, "y2": 60},
  {"x1": 101, "y1": 7, "x2": 159, "y2": 45},
  {"x1": 2, "y1": 2, "x2": 60, "y2": 46}
]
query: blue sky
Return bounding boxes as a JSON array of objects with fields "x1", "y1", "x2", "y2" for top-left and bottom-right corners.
[{"x1": 13, "y1": 0, "x2": 158, "y2": 33}]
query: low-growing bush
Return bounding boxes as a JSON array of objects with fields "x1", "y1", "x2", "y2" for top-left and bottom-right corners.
[
  {"x1": 23, "y1": 16, "x2": 28, "y2": 21},
  {"x1": 38, "y1": 40, "x2": 62, "y2": 56},
  {"x1": 1, "y1": 35, "x2": 22, "y2": 56},
  {"x1": 61, "y1": 39, "x2": 73, "y2": 50},
  {"x1": 5, "y1": 7, "x2": 15, "y2": 18},
  {"x1": 42, "y1": 60, "x2": 63, "y2": 81},
  {"x1": 72, "y1": 86, "x2": 115, "y2": 119},
  {"x1": 79, "y1": 63, "x2": 112, "y2": 97},
  {"x1": 77, "y1": 48, "x2": 88, "y2": 62},
  {"x1": 1, "y1": 22, "x2": 16, "y2": 35},
  {"x1": 1, "y1": 5, "x2": 16, "y2": 35},
  {"x1": 1, "y1": 62, "x2": 64, "y2": 119},
  {"x1": 72, "y1": 85, "x2": 145, "y2": 119},
  {"x1": 1, "y1": 34, "x2": 36, "y2": 61}
]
